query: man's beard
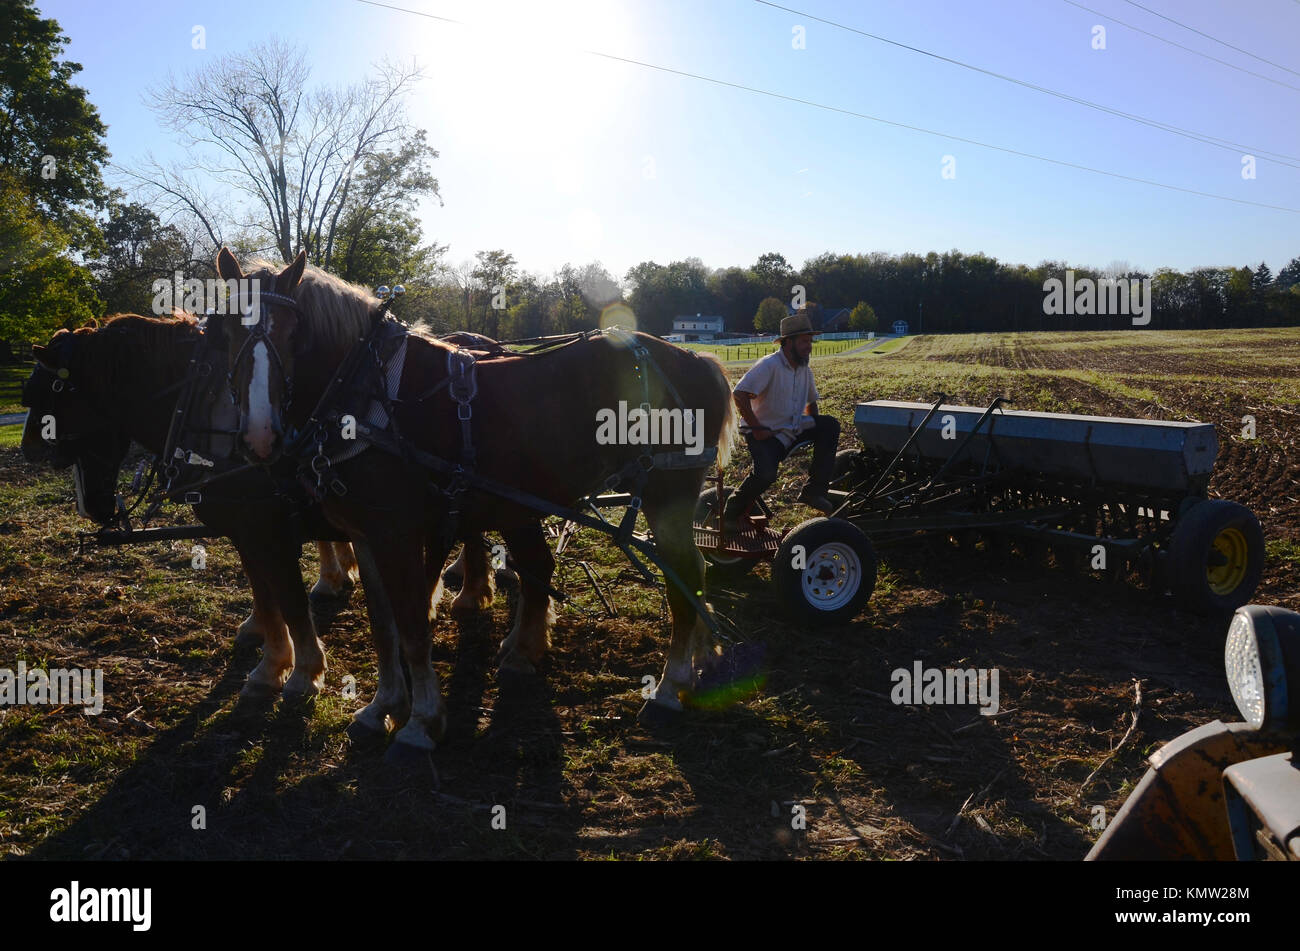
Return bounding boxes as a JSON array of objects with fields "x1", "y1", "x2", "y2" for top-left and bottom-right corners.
[{"x1": 784, "y1": 344, "x2": 810, "y2": 366}]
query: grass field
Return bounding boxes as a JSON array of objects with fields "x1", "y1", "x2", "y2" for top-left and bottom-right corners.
[
  {"x1": 865, "y1": 335, "x2": 912, "y2": 356},
  {"x1": 0, "y1": 364, "x2": 29, "y2": 416},
  {"x1": 1, "y1": 327, "x2": 1297, "y2": 860}
]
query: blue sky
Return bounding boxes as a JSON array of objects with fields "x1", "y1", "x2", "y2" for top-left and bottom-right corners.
[{"x1": 41, "y1": 0, "x2": 1300, "y2": 281}]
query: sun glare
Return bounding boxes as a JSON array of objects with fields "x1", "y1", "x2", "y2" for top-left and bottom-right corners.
[{"x1": 433, "y1": 0, "x2": 630, "y2": 143}]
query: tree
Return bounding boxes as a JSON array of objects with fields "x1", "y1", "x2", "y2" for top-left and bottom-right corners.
[
  {"x1": 848, "y1": 300, "x2": 877, "y2": 332},
  {"x1": 1251, "y1": 261, "x2": 1273, "y2": 292},
  {"x1": 708, "y1": 266, "x2": 762, "y2": 333},
  {"x1": 91, "y1": 198, "x2": 201, "y2": 316},
  {"x1": 754, "y1": 297, "x2": 787, "y2": 334},
  {"x1": 472, "y1": 249, "x2": 518, "y2": 338},
  {"x1": 1277, "y1": 256, "x2": 1300, "y2": 292},
  {"x1": 753, "y1": 251, "x2": 795, "y2": 300},
  {"x1": 0, "y1": 0, "x2": 109, "y2": 241},
  {"x1": 132, "y1": 39, "x2": 434, "y2": 265},
  {"x1": 0, "y1": 172, "x2": 99, "y2": 346},
  {"x1": 329, "y1": 131, "x2": 441, "y2": 284},
  {"x1": 625, "y1": 258, "x2": 710, "y2": 336}
]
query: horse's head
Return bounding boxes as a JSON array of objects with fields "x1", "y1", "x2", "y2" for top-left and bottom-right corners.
[
  {"x1": 216, "y1": 247, "x2": 309, "y2": 464},
  {"x1": 22, "y1": 326, "x2": 131, "y2": 524}
]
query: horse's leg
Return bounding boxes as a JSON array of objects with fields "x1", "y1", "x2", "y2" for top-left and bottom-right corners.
[
  {"x1": 496, "y1": 520, "x2": 555, "y2": 675},
  {"x1": 232, "y1": 540, "x2": 295, "y2": 698},
  {"x1": 450, "y1": 532, "x2": 495, "y2": 617},
  {"x1": 277, "y1": 544, "x2": 328, "y2": 701},
  {"x1": 234, "y1": 585, "x2": 277, "y2": 651},
  {"x1": 311, "y1": 541, "x2": 358, "y2": 600},
  {"x1": 373, "y1": 526, "x2": 451, "y2": 758},
  {"x1": 441, "y1": 546, "x2": 465, "y2": 588},
  {"x1": 425, "y1": 534, "x2": 447, "y2": 621},
  {"x1": 638, "y1": 472, "x2": 717, "y2": 717},
  {"x1": 347, "y1": 538, "x2": 411, "y2": 740}
]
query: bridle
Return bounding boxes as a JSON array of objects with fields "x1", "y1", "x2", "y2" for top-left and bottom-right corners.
[
  {"x1": 227, "y1": 286, "x2": 306, "y2": 414},
  {"x1": 22, "y1": 357, "x2": 125, "y2": 441}
]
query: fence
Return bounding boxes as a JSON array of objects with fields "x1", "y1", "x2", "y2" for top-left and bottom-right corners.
[{"x1": 686, "y1": 337, "x2": 873, "y2": 362}]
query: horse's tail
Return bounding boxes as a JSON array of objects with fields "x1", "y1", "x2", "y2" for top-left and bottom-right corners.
[{"x1": 696, "y1": 351, "x2": 738, "y2": 467}]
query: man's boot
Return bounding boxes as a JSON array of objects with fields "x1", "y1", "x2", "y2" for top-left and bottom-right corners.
[
  {"x1": 721, "y1": 497, "x2": 747, "y2": 534},
  {"x1": 797, "y1": 484, "x2": 833, "y2": 515}
]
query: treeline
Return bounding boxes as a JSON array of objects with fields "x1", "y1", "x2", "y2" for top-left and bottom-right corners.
[
  {"x1": 617, "y1": 250, "x2": 1300, "y2": 337},
  {"x1": 337, "y1": 248, "x2": 1300, "y2": 340}
]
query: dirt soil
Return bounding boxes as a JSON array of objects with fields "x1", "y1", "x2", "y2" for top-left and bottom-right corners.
[{"x1": 1, "y1": 328, "x2": 1296, "y2": 860}]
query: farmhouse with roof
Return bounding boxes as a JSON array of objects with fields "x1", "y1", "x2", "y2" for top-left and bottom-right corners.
[{"x1": 670, "y1": 314, "x2": 725, "y2": 341}]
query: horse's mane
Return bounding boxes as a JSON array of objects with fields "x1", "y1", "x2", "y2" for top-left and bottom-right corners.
[
  {"x1": 56, "y1": 311, "x2": 201, "y2": 395},
  {"x1": 246, "y1": 257, "x2": 378, "y2": 350}
]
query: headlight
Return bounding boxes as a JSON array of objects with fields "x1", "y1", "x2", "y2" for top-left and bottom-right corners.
[{"x1": 1225, "y1": 605, "x2": 1300, "y2": 731}]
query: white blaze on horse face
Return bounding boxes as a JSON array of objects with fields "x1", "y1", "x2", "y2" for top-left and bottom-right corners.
[{"x1": 245, "y1": 337, "x2": 276, "y2": 458}]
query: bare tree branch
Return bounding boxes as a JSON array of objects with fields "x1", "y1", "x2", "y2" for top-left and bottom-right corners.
[{"x1": 130, "y1": 41, "x2": 429, "y2": 266}]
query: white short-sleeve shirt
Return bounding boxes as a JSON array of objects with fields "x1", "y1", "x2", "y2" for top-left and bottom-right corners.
[{"x1": 734, "y1": 348, "x2": 819, "y2": 448}]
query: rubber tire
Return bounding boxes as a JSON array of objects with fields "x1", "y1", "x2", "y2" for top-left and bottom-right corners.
[
  {"x1": 772, "y1": 517, "x2": 877, "y2": 625},
  {"x1": 1168, "y1": 499, "x2": 1264, "y2": 614},
  {"x1": 695, "y1": 487, "x2": 756, "y2": 576}
]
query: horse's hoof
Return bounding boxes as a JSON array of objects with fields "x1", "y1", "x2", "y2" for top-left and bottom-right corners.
[
  {"x1": 283, "y1": 668, "x2": 323, "y2": 698},
  {"x1": 240, "y1": 677, "x2": 281, "y2": 701},
  {"x1": 233, "y1": 629, "x2": 263, "y2": 652},
  {"x1": 636, "y1": 699, "x2": 683, "y2": 729},
  {"x1": 309, "y1": 580, "x2": 353, "y2": 606},
  {"x1": 496, "y1": 650, "x2": 538, "y2": 678},
  {"x1": 450, "y1": 595, "x2": 491, "y2": 619},
  {"x1": 281, "y1": 686, "x2": 319, "y2": 713},
  {"x1": 383, "y1": 739, "x2": 438, "y2": 775},
  {"x1": 346, "y1": 717, "x2": 388, "y2": 750}
]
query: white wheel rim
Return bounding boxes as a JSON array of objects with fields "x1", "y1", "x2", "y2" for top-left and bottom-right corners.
[{"x1": 800, "y1": 542, "x2": 863, "y2": 610}]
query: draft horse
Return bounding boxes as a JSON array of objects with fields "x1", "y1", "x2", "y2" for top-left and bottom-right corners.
[
  {"x1": 21, "y1": 313, "x2": 361, "y2": 699},
  {"x1": 217, "y1": 249, "x2": 737, "y2": 762}
]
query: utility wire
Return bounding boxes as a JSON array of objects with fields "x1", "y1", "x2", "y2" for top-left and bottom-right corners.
[
  {"x1": 755, "y1": 0, "x2": 1300, "y2": 167},
  {"x1": 1059, "y1": 0, "x2": 1300, "y2": 93},
  {"x1": 1119, "y1": 0, "x2": 1300, "y2": 78},
  {"x1": 352, "y1": 0, "x2": 1300, "y2": 214}
]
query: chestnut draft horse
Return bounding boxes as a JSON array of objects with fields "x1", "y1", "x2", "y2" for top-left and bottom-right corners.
[
  {"x1": 21, "y1": 314, "x2": 363, "y2": 699},
  {"x1": 217, "y1": 249, "x2": 737, "y2": 762}
]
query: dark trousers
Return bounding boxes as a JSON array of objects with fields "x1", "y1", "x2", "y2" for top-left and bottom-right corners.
[{"x1": 728, "y1": 414, "x2": 840, "y2": 513}]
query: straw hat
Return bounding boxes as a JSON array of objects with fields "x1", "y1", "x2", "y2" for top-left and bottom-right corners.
[{"x1": 777, "y1": 311, "x2": 824, "y2": 340}]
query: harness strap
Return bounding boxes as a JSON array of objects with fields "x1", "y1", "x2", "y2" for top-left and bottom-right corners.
[
  {"x1": 605, "y1": 328, "x2": 688, "y2": 412},
  {"x1": 447, "y1": 348, "x2": 478, "y2": 467}
]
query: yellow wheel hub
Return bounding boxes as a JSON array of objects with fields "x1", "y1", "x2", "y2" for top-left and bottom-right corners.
[{"x1": 1207, "y1": 527, "x2": 1249, "y2": 595}]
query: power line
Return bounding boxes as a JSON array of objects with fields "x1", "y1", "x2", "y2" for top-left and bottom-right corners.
[
  {"x1": 755, "y1": 0, "x2": 1300, "y2": 168},
  {"x1": 351, "y1": 0, "x2": 1300, "y2": 214},
  {"x1": 1059, "y1": 0, "x2": 1300, "y2": 93},
  {"x1": 1119, "y1": 0, "x2": 1300, "y2": 78}
]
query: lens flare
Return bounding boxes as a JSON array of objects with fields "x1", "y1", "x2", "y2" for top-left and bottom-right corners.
[{"x1": 600, "y1": 302, "x2": 636, "y2": 331}]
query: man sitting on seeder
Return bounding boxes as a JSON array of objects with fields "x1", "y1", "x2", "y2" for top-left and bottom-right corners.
[{"x1": 723, "y1": 310, "x2": 840, "y2": 531}]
